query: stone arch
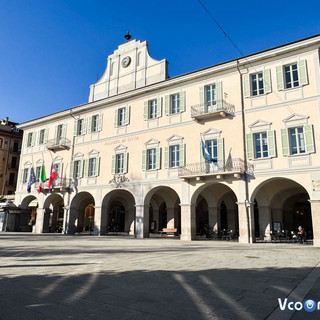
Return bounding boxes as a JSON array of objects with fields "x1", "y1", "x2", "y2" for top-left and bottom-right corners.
[
  {"x1": 15, "y1": 195, "x2": 39, "y2": 232},
  {"x1": 43, "y1": 194, "x2": 64, "y2": 233}
]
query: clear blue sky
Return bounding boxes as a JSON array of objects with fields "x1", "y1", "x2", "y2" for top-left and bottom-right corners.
[{"x1": 1, "y1": 0, "x2": 320, "y2": 123}]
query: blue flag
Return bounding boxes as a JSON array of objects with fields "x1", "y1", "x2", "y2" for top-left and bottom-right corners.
[
  {"x1": 201, "y1": 139, "x2": 217, "y2": 163},
  {"x1": 27, "y1": 167, "x2": 36, "y2": 193}
]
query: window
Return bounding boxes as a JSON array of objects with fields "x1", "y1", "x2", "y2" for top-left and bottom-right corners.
[
  {"x1": 284, "y1": 64, "x2": 299, "y2": 89},
  {"x1": 9, "y1": 173, "x2": 15, "y2": 186},
  {"x1": 170, "y1": 145, "x2": 180, "y2": 168},
  {"x1": 251, "y1": 73, "x2": 264, "y2": 96},
  {"x1": 11, "y1": 157, "x2": 17, "y2": 169},
  {"x1": 116, "y1": 153, "x2": 124, "y2": 174},
  {"x1": 22, "y1": 168, "x2": 29, "y2": 183},
  {"x1": 88, "y1": 158, "x2": 97, "y2": 177},
  {"x1": 254, "y1": 132, "x2": 268, "y2": 158},
  {"x1": 289, "y1": 127, "x2": 305, "y2": 154},
  {"x1": 205, "y1": 84, "x2": 216, "y2": 107},
  {"x1": 54, "y1": 163, "x2": 61, "y2": 177},
  {"x1": 35, "y1": 166, "x2": 41, "y2": 181},
  {"x1": 27, "y1": 132, "x2": 33, "y2": 147},
  {"x1": 56, "y1": 124, "x2": 63, "y2": 144},
  {"x1": 74, "y1": 119, "x2": 85, "y2": 136},
  {"x1": 91, "y1": 115, "x2": 99, "y2": 132},
  {"x1": 13, "y1": 141, "x2": 19, "y2": 152},
  {"x1": 205, "y1": 140, "x2": 218, "y2": 162},
  {"x1": 73, "y1": 160, "x2": 81, "y2": 178},
  {"x1": 118, "y1": 108, "x2": 126, "y2": 126},
  {"x1": 149, "y1": 100, "x2": 157, "y2": 119},
  {"x1": 39, "y1": 129, "x2": 45, "y2": 144},
  {"x1": 147, "y1": 148, "x2": 157, "y2": 170},
  {"x1": 171, "y1": 94, "x2": 180, "y2": 114}
]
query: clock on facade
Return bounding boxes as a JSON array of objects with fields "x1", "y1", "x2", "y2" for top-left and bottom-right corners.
[{"x1": 121, "y1": 56, "x2": 131, "y2": 68}]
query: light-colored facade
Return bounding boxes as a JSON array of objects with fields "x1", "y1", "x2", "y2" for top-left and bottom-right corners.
[{"x1": 14, "y1": 35, "x2": 320, "y2": 246}]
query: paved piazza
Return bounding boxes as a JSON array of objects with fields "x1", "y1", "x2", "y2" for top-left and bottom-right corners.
[{"x1": 0, "y1": 234, "x2": 320, "y2": 320}]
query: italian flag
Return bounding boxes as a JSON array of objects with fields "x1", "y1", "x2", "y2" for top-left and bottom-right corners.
[
  {"x1": 48, "y1": 163, "x2": 58, "y2": 190},
  {"x1": 37, "y1": 165, "x2": 47, "y2": 194}
]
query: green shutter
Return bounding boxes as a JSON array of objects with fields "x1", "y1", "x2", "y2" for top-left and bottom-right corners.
[
  {"x1": 114, "y1": 109, "x2": 119, "y2": 127},
  {"x1": 216, "y1": 81, "x2": 223, "y2": 110},
  {"x1": 144, "y1": 101, "x2": 148, "y2": 120},
  {"x1": 157, "y1": 98, "x2": 162, "y2": 118},
  {"x1": 142, "y1": 150, "x2": 146, "y2": 171},
  {"x1": 276, "y1": 66, "x2": 284, "y2": 91},
  {"x1": 165, "y1": 95, "x2": 170, "y2": 115},
  {"x1": 164, "y1": 146, "x2": 169, "y2": 168},
  {"x1": 111, "y1": 155, "x2": 116, "y2": 174},
  {"x1": 263, "y1": 69, "x2": 272, "y2": 94},
  {"x1": 31, "y1": 132, "x2": 36, "y2": 146},
  {"x1": 98, "y1": 114, "x2": 102, "y2": 131},
  {"x1": 88, "y1": 116, "x2": 92, "y2": 133},
  {"x1": 267, "y1": 130, "x2": 276, "y2": 157},
  {"x1": 44, "y1": 129, "x2": 48, "y2": 143},
  {"x1": 74, "y1": 119, "x2": 78, "y2": 136},
  {"x1": 217, "y1": 138, "x2": 224, "y2": 169},
  {"x1": 180, "y1": 91, "x2": 186, "y2": 112},
  {"x1": 69, "y1": 161, "x2": 74, "y2": 178},
  {"x1": 123, "y1": 153, "x2": 128, "y2": 174},
  {"x1": 199, "y1": 86, "x2": 204, "y2": 106},
  {"x1": 156, "y1": 147, "x2": 161, "y2": 170},
  {"x1": 281, "y1": 128, "x2": 290, "y2": 156},
  {"x1": 200, "y1": 141, "x2": 205, "y2": 169},
  {"x1": 298, "y1": 60, "x2": 308, "y2": 86},
  {"x1": 179, "y1": 144, "x2": 185, "y2": 167},
  {"x1": 79, "y1": 160, "x2": 84, "y2": 178},
  {"x1": 62, "y1": 124, "x2": 67, "y2": 138},
  {"x1": 243, "y1": 74, "x2": 250, "y2": 98},
  {"x1": 125, "y1": 106, "x2": 130, "y2": 125},
  {"x1": 246, "y1": 133, "x2": 254, "y2": 160},
  {"x1": 54, "y1": 126, "x2": 58, "y2": 143},
  {"x1": 95, "y1": 157, "x2": 100, "y2": 176},
  {"x1": 84, "y1": 160, "x2": 88, "y2": 177},
  {"x1": 83, "y1": 118, "x2": 87, "y2": 135},
  {"x1": 305, "y1": 124, "x2": 315, "y2": 153}
]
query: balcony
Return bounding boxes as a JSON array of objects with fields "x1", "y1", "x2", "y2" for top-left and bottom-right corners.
[
  {"x1": 178, "y1": 158, "x2": 253, "y2": 181},
  {"x1": 46, "y1": 138, "x2": 71, "y2": 151},
  {"x1": 36, "y1": 177, "x2": 72, "y2": 192},
  {"x1": 191, "y1": 100, "x2": 235, "y2": 121}
]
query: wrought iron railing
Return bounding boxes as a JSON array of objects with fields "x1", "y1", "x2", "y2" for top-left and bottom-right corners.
[
  {"x1": 46, "y1": 138, "x2": 71, "y2": 150},
  {"x1": 35, "y1": 177, "x2": 72, "y2": 190},
  {"x1": 191, "y1": 100, "x2": 235, "y2": 118},
  {"x1": 178, "y1": 158, "x2": 254, "y2": 177}
]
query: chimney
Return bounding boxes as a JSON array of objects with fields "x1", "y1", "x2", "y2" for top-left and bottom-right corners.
[{"x1": 5, "y1": 117, "x2": 9, "y2": 125}]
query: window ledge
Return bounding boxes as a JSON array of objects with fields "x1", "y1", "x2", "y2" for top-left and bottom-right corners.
[
  {"x1": 282, "y1": 85, "x2": 304, "y2": 92},
  {"x1": 252, "y1": 156, "x2": 274, "y2": 161},
  {"x1": 287, "y1": 152, "x2": 311, "y2": 158},
  {"x1": 248, "y1": 93, "x2": 268, "y2": 99}
]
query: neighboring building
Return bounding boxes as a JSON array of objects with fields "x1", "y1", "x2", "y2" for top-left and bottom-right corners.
[{"x1": 14, "y1": 35, "x2": 320, "y2": 246}]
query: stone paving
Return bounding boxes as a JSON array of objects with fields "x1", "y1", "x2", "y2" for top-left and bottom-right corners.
[{"x1": 0, "y1": 233, "x2": 320, "y2": 320}]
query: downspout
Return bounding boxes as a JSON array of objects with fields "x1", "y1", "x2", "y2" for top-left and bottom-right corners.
[{"x1": 236, "y1": 60, "x2": 252, "y2": 243}]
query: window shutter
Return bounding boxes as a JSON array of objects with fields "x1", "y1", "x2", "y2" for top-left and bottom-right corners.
[
  {"x1": 217, "y1": 137, "x2": 224, "y2": 169},
  {"x1": 84, "y1": 160, "x2": 88, "y2": 178},
  {"x1": 44, "y1": 129, "x2": 48, "y2": 143},
  {"x1": 144, "y1": 101, "x2": 148, "y2": 120},
  {"x1": 157, "y1": 97, "x2": 162, "y2": 118},
  {"x1": 82, "y1": 118, "x2": 87, "y2": 135},
  {"x1": 281, "y1": 128, "x2": 290, "y2": 156},
  {"x1": 156, "y1": 147, "x2": 161, "y2": 170},
  {"x1": 164, "y1": 146, "x2": 169, "y2": 168},
  {"x1": 267, "y1": 130, "x2": 276, "y2": 157},
  {"x1": 199, "y1": 86, "x2": 204, "y2": 106},
  {"x1": 179, "y1": 144, "x2": 185, "y2": 167},
  {"x1": 74, "y1": 119, "x2": 78, "y2": 136},
  {"x1": 263, "y1": 69, "x2": 272, "y2": 94},
  {"x1": 24, "y1": 135, "x2": 28, "y2": 148},
  {"x1": 19, "y1": 169, "x2": 24, "y2": 183},
  {"x1": 165, "y1": 95, "x2": 170, "y2": 115},
  {"x1": 37, "y1": 131, "x2": 41, "y2": 145},
  {"x1": 98, "y1": 114, "x2": 103, "y2": 131},
  {"x1": 142, "y1": 150, "x2": 146, "y2": 171},
  {"x1": 276, "y1": 66, "x2": 284, "y2": 91},
  {"x1": 305, "y1": 124, "x2": 315, "y2": 153},
  {"x1": 111, "y1": 155, "x2": 116, "y2": 174},
  {"x1": 114, "y1": 109, "x2": 119, "y2": 127},
  {"x1": 216, "y1": 81, "x2": 223, "y2": 110},
  {"x1": 246, "y1": 134, "x2": 254, "y2": 160},
  {"x1": 79, "y1": 160, "x2": 84, "y2": 178},
  {"x1": 95, "y1": 157, "x2": 100, "y2": 176},
  {"x1": 59, "y1": 163, "x2": 63, "y2": 177},
  {"x1": 69, "y1": 161, "x2": 74, "y2": 178},
  {"x1": 298, "y1": 60, "x2": 308, "y2": 86},
  {"x1": 62, "y1": 124, "x2": 67, "y2": 138},
  {"x1": 31, "y1": 132, "x2": 36, "y2": 147},
  {"x1": 123, "y1": 153, "x2": 128, "y2": 174},
  {"x1": 125, "y1": 106, "x2": 130, "y2": 125},
  {"x1": 200, "y1": 141, "x2": 205, "y2": 169},
  {"x1": 243, "y1": 74, "x2": 250, "y2": 98},
  {"x1": 54, "y1": 126, "x2": 58, "y2": 142},
  {"x1": 180, "y1": 91, "x2": 186, "y2": 112},
  {"x1": 88, "y1": 116, "x2": 92, "y2": 133}
]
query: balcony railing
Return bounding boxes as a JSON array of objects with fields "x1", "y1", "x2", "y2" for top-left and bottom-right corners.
[
  {"x1": 178, "y1": 158, "x2": 253, "y2": 180},
  {"x1": 191, "y1": 100, "x2": 235, "y2": 120},
  {"x1": 46, "y1": 138, "x2": 71, "y2": 151},
  {"x1": 35, "y1": 177, "x2": 72, "y2": 191}
]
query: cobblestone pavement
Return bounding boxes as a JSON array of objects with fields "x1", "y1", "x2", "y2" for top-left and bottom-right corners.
[{"x1": 0, "y1": 233, "x2": 320, "y2": 320}]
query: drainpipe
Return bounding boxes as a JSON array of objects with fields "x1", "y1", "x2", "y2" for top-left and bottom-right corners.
[{"x1": 236, "y1": 60, "x2": 252, "y2": 243}]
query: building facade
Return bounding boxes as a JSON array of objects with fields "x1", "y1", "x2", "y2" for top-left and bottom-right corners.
[{"x1": 13, "y1": 36, "x2": 320, "y2": 246}]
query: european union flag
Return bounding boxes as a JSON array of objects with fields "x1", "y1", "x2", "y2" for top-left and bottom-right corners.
[{"x1": 27, "y1": 167, "x2": 36, "y2": 193}]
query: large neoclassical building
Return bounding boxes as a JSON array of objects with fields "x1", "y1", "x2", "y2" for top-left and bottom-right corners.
[{"x1": 12, "y1": 34, "x2": 320, "y2": 246}]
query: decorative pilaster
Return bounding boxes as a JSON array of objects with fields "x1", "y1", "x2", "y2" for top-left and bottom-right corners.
[
  {"x1": 237, "y1": 201, "x2": 255, "y2": 244},
  {"x1": 180, "y1": 204, "x2": 196, "y2": 241},
  {"x1": 135, "y1": 205, "x2": 149, "y2": 238}
]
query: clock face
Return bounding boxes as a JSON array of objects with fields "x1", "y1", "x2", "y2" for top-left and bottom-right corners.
[{"x1": 121, "y1": 56, "x2": 131, "y2": 68}]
